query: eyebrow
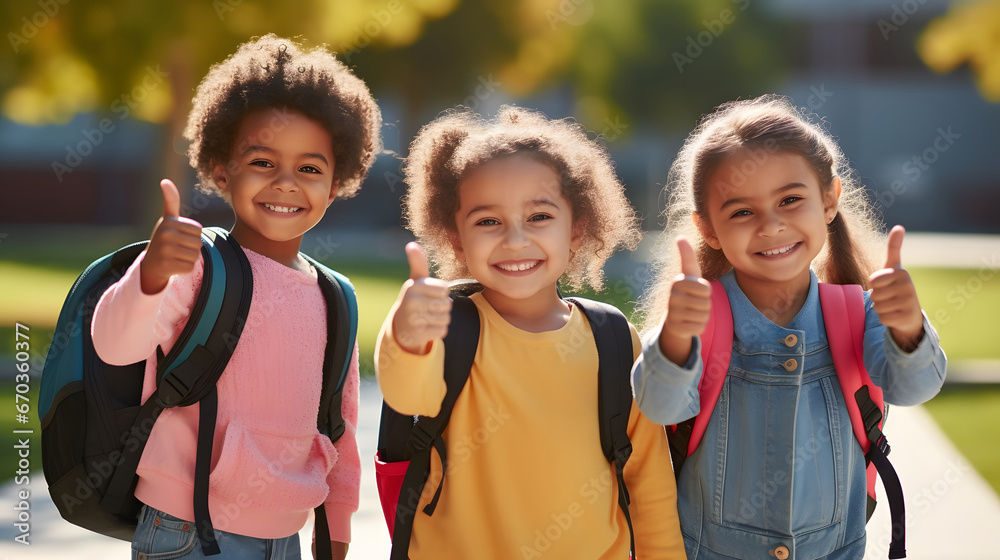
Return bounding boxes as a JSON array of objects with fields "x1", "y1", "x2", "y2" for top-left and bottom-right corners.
[
  {"x1": 719, "y1": 182, "x2": 806, "y2": 211},
  {"x1": 241, "y1": 145, "x2": 329, "y2": 165},
  {"x1": 465, "y1": 198, "x2": 560, "y2": 219}
]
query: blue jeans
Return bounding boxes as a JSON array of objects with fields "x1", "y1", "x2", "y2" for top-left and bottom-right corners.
[{"x1": 131, "y1": 504, "x2": 301, "y2": 559}]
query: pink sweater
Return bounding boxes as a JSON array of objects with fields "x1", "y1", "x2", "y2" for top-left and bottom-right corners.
[{"x1": 91, "y1": 247, "x2": 360, "y2": 542}]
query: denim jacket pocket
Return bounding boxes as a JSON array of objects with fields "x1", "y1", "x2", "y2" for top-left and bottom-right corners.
[
  {"x1": 712, "y1": 371, "x2": 847, "y2": 535},
  {"x1": 209, "y1": 422, "x2": 339, "y2": 512}
]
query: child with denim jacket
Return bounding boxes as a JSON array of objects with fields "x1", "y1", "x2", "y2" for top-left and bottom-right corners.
[{"x1": 632, "y1": 95, "x2": 946, "y2": 559}]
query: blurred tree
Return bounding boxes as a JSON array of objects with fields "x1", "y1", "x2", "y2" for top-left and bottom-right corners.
[
  {"x1": 2, "y1": 0, "x2": 789, "y2": 133},
  {"x1": 918, "y1": 0, "x2": 1000, "y2": 102},
  {"x1": 1, "y1": 0, "x2": 459, "y2": 217}
]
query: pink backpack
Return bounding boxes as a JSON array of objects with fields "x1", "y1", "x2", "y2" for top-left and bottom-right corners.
[{"x1": 666, "y1": 281, "x2": 907, "y2": 559}]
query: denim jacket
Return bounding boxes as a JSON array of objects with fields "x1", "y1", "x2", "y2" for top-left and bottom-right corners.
[{"x1": 632, "y1": 269, "x2": 947, "y2": 559}]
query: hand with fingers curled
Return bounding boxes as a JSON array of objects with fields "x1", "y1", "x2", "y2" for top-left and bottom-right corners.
[
  {"x1": 140, "y1": 179, "x2": 205, "y2": 295},
  {"x1": 659, "y1": 236, "x2": 713, "y2": 367},
  {"x1": 869, "y1": 225, "x2": 925, "y2": 352},
  {"x1": 390, "y1": 242, "x2": 453, "y2": 355}
]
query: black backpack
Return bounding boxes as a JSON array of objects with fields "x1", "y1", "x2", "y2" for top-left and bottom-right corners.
[
  {"x1": 376, "y1": 287, "x2": 637, "y2": 559},
  {"x1": 38, "y1": 227, "x2": 358, "y2": 559}
]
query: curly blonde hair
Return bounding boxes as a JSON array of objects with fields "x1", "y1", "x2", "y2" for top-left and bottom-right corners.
[
  {"x1": 638, "y1": 94, "x2": 884, "y2": 331},
  {"x1": 402, "y1": 105, "x2": 641, "y2": 291},
  {"x1": 184, "y1": 34, "x2": 382, "y2": 199}
]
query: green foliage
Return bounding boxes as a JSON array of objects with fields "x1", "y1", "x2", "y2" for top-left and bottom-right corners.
[{"x1": 2, "y1": 0, "x2": 792, "y2": 133}]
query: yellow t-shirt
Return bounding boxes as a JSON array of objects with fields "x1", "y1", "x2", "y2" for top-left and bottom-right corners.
[{"x1": 376, "y1": 292, "x2": 685, "y2": 559}]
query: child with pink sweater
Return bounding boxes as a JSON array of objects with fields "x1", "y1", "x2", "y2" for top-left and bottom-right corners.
[{"x1": 91, "y1": 35, "x2": 382, "y2": 559}]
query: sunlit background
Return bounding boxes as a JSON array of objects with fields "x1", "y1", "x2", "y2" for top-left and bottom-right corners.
[{"x1": 1, "y1": 0, "x2": 999, "y2": 557}]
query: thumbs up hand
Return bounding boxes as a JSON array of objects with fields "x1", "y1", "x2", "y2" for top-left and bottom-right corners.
[
  {"x1": 869, "y1": 225, "x2": 925, "y2": 351},
  {"x1": 390, "y1": 242, "x2": 452, "y2": 355},
  {"x1": 658, "y1": 237, "x2": 713, "y2": 366},
  {"x1": 140, "y1": 179, "x2": 204, "y2": 294}
]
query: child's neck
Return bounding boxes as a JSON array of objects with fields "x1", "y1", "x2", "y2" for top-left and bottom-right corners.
[
  {"x1": 230, "y1": 222, "x2": 308, "y2": 272},
  {"x1": 732, "y1": 268, "x2": 811, "y2": 328},
  {"x1": 481, "y1": 284, "x2": 572, "y2": 333}
]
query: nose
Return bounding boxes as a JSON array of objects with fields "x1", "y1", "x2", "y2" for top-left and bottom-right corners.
[
  {"x1": 502, "y1": 223, "x2": 530, "y2": 250},
  {"x1": 758, "y1": 210, "x2": 786, "y2": 237},
  {"x1": 270, "y1": 168, "x2": 299, "y2": 192}
]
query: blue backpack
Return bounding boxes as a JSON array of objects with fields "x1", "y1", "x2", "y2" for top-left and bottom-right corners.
[{"x1": 38, "y1": 227, "x2": 358, "y2": 558}]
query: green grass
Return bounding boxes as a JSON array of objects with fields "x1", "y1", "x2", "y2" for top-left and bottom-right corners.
[
  {"x1": 909, "y1": 268, "x2": 1000, "y2": 361},
  {"x1": 923, "y1": 385, "x2": 1000, "y2": 494}
]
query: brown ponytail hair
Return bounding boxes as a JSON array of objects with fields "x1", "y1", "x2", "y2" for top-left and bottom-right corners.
[{"x1": 638, "y1": 95, "x2": 882, "y2": 332}]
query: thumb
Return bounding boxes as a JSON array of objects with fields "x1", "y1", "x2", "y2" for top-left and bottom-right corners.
[
  {"x1": 677, "y1": 236, "x2": 702, "y2": 279},
  {"x1": 160, "y1": 179, "x2": 181, "y2": 218},
  {"x1": 885, "y1": 225, "x2": 905, "y2": 269},
  {"x1": 405, "y1": 242, "x2": 430, "y2": 279}
]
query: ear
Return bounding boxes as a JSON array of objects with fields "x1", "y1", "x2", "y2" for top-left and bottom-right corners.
[
  {"x1": 824, "y1": 177, "x2": 842, "y2": 224},
  {"x1": 692, "y1": 211, "x2": 721, "y2": 250},
  {"x1": 570, "y1": 220, "x2": 584, "y2": 253},
  {"x1": 447, "y1": 229, "x2": 465, "y2": 263},
  {"x1": 212, "y1": 164, "x2": 228, "y2": 193},
  {"x1": 326, "y1": 179, "x2": 340, "y2": 207}
]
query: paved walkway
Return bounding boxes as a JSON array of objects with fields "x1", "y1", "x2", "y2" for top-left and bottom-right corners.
[{"x1": 2, "y1": 380, "x2": 998, "y2": 559}]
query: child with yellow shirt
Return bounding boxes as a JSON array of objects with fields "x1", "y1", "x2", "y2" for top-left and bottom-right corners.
[{"x1": 375, "y1": 106, "x2": 686, "y2": 559}]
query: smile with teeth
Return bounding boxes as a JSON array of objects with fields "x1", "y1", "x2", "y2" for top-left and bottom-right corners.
[
  {"x1": 496, "y1": 260, "x2": 540, "y2": 272},
  {"x1": 758, "y1": 242, "x2": 799, "y2": 256},
  {"x1": 262, "y1": 203, "x2": 302, "y2": 213}
]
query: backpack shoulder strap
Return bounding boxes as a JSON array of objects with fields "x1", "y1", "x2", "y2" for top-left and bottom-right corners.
[
  {"x1": 564, "y1": 296, "x2": 636, "y2": 559},
  {"x1": 388, "y1": 292, "x2": 480, "y2": 560},
  {"x1": 305, "y1": 258, "x2": 359, "y2": 560},
  {"x1": 819, "y1": 283, "x2": 906, "y2": 559},
  {"x1": 818, "y1": 283, "x2": 881, "y2": 453},
  {"x1": 305, "y1": 256, "x2": 359, "y2": 442}
]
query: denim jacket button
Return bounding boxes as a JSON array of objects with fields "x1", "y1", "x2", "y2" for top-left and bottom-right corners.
[
  {"x1": 782, "y1": 358, "x2": 797, "y2": 371},
  {"x1": 772, "y1": 545, "x2": 790, "y2": 559},
  {"x1": 783, "y1": 334, "x2": 798, "y2": 347}
]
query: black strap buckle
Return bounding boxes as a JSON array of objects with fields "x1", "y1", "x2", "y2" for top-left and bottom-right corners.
[{"x1": 409, "y1": 421, "x2": 436, "y2": 452}]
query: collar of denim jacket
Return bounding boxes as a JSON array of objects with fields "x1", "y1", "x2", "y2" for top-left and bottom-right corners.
[{"x1": 718, "y1": 268, "x2": 828, "y2": 354}]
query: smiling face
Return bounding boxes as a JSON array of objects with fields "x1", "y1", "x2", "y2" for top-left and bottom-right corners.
[
  {"x1": 697, "y1": 150, "x2": 840, "y2": 297},
  {"x1": 213, "y1": 107, "x2": 338, "y2": 263},
  {"x1": 450, "y1": 153, "x2": 582, "y2": 313}
]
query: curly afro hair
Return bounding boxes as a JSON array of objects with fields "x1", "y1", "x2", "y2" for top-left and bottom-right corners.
[
  {"x1": 402, "y1": 105, "x2": 641, "y2": 292},
  {"x1": 184, "y1": 34, "x2": 382, "y2": 199}
]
